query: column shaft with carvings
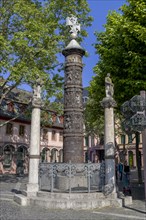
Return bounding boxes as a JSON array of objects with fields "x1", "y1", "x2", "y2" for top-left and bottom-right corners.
[{"x1": 62, "y1": 46, "x2": 85, "y2": 163}]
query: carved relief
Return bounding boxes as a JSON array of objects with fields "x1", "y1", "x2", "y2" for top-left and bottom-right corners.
[
  {"x1": 64, "y1": 115, "x2": 72, "y2": 130},
  {"x1": 66, "y1": 55, "x2": 82, "y2": 63},
  {"x1": 74, "y1": 114, "x2": 83, "y2": 130},
  {"x1": 65, "y1": 66, "x2": 82, "y2": 85},
  {"x1": 64, "y1": 113, "x2": 83, "y2": 132},
  {"x1": 64, "y1": 89, "x2": 82, "y2": 108},
  {"x1": 64, "y1": 91, "x2": 74, "y2": 107},
  {"x1": 65, "y1": 69, "x2": 73, "y2": 84}
]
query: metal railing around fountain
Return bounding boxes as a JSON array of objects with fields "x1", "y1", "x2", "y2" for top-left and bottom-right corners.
[{"x1": 39, "y1": 161, "x2": 105, "y2": 193}]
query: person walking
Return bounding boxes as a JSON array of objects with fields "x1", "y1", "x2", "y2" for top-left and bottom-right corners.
[{"x1": 118, "y1": 162, "x2": 123, "y2": 181}]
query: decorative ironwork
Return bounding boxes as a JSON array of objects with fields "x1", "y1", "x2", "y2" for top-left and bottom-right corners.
[
  {"x1": 39, "y1": 162, "x2": 105, "y2": 193},
  {"x1": 121, "y1": 119, "x2": 133, "y2": 134},
  {"x1": 121, "y1": 101, "x2": 133, "y2": 119},
  {"x1": 130, "y1": 112, "x2": 146, "y2": 132},
  {"x1": 129, "y1": 95, "x2": 146, "y2": 113},
  {"x1": 121, "y1": 92, "x2": 146, "y2": 132}
]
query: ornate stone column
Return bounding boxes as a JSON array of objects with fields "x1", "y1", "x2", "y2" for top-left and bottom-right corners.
[
  {"x1": 101, "y1": 74, "x2": 117, "y2": 195},
  {"x1": 62, "y1": 16, "x2": 85, "y2": 163},
  {"x1": 27, "y1": 78, "x2": 42, "y2": 195}
]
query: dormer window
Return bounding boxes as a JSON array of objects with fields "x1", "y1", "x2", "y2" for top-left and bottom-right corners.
[{"x1": 6, "y1": 123, "x2": 13, "y2": 135}]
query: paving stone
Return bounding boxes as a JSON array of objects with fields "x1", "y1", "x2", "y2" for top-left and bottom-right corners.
[{"x1": 0, "y1": 174, "x2": 146, "y2": 220}]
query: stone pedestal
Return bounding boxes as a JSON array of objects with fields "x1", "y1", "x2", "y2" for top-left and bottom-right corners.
[
  {"x1": 101, "y1": 96, "x2": 117, "y2": 195},
  {"x1": 62, "y1": 40, "x2": 85, "y2": 163}
]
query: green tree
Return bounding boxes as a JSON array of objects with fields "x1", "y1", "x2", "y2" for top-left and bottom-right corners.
[
  {"x1": 0, "y1": 0, "x2": 92, "y2": 105},
  {"x1": 86, "y1": 0, "x2": 146, "y2": 134}
]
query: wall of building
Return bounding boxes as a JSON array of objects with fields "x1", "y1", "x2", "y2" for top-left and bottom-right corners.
[
  {"x1": 0, "y1": 118, "x2": 64, "y2": 174},
  {"x1": 116, "y1": 133, "x2": 143, "y2": 168}
]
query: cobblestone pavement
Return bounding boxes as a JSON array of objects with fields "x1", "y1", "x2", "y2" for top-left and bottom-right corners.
[
  {"x1": 0, "y1": 199, "x2": 146, "y2": 220},
  {"x1": 0, "y1": 174, "x2": 146, "y2": 220}
]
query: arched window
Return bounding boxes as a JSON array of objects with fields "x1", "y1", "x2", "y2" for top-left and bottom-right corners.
[
  {"x1": 51, "y1": 148, "x2": 58, "y2": 162},
  {"x1": 3, "y1": 145, "x2": 15, "y2": 169},
  {"x1": 17, "y1": 146, "x2": 27, "y2": 161},
  {"x1": 41, "y1": 148, "x2": 50, "y2": 162}
]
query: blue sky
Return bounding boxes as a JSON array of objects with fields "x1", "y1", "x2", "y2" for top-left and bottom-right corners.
[
  {"x1": 82, "y1": 0, "x2": 126, "y2": 87},
  {"x1": 16, "y1": 0, "x2": 126, "y2": 91}
]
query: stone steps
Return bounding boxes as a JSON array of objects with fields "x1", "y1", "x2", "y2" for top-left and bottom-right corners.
[
  {"x1": 29, "y1": 196, "x2": 111, "y2": 209},
  {"x1": 37, "y1": 191, "x2": 104, "y2": 199},
  {"x1": 0, "y1": 192, "x2": 14, "y2": 200},
  {"x1": 14, "y1": 190, "x2": 132, "y2": 209}
]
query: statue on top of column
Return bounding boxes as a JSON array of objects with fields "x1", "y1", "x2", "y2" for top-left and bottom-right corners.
[
  {"x1": 33, "y1": 78, "x2": 41, "y2": 99},
  {"x1": 105, "y1": 73, "x2": 114, "y2": 98},
  {"x1": 66, "y1": 16, "x2": 80, "y2": 39},
  {"x1": 32, "y1": 75, "x2": 43, "y2": 107}
]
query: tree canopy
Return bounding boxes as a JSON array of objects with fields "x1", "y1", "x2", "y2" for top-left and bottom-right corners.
[
  {"x1": 0, "y1": 0, "x2": 93, "y2": 107},
  {"x1": 86, "y1": 0, "x2": 146, "y2": 135}
]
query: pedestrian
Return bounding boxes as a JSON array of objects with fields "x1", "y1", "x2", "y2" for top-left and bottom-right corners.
[
  {"x1": 118, "y1": 161, "x2": 123, "y2": 181},
  {"x1": 123, "y1": 161, "x2": 131, "y2": 195},
  {"x1": 115, "y1": 164, "x2": 118, "y2": 181}
]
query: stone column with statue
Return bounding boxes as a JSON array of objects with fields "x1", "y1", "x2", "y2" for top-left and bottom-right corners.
[
  {"x1": 62, "y1": 16, "x2": 85, "y2": 163},
  {"x1": 26, "y1": 77, "x2": 43, "y2": 196},
  {"x1": 101, "y1": 73, "x2": 117, "y2": 196}
]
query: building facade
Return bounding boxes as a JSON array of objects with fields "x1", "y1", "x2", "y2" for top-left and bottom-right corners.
[
  {"x1": 0, "y1": 87, "x2": 143, "y2": 175},
  {"x1": 116, "y1": 132, "x2": 143, "y2": 168}
]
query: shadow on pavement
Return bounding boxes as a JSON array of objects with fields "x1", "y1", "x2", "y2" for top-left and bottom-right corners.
[
  {"x1": 124, "y1": 204, "x2": 146, "y2": 214},
  {"x1": 0, "y1": 174, "x2": 18, "y2": 183}
]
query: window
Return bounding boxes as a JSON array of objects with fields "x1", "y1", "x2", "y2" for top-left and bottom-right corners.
[
  {"x1": 51, "y1": 148, "x2": 57, "y2": 162},
  {"x1": 3, "y1": 145, "x2": 15, "y2": 169},
  {"x1": 43, "y1": 129, "x2": 48, "y2": 140},
  {"x1": 52, "y1": 130, "x2": 56, "y2": 141},
  {"x1": 19, "y1": 125, "x2": 25, "y2": 136},
  {"x1": 0, "y1": 146, "x2": 3, "y2": 155},
  {"x1": 121, "y1": 135, "x2": 125, "y2": 145},
  {"x1": 85, "y1": 136, "x2": 89, "y2": 146},
  {"x1": 59, "y1": 132, "x2": 63, "y2": 141},
  {"x1": 17, "y1": 146, "x2": 27, "y2": 160},
  {"x1": 6, "y1": 123, "x2": 13, "y2": 135},
  {"x1": 128, "y1": 134, "x2": 132, "y2": 143}
]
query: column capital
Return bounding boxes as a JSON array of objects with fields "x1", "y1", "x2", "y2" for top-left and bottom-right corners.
[
  {"x1": 32, "y1": 98, "x2": 42, "y2": 108},
  {"x1": 101, "y1": 97, "x2": 117, "y2": 108}
]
